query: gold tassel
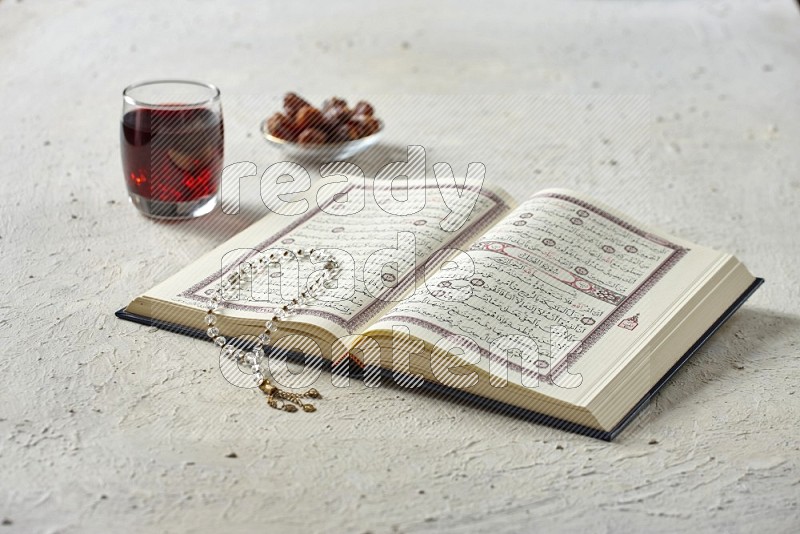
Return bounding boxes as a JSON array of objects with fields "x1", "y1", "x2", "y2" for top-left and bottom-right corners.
[{"x1": 258, "y1": 380, "x2": 321, "y2": 413}]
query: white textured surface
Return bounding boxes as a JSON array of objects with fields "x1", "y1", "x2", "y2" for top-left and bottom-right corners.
[{"x1": 1, "y1": 0, "x2": 799, "y2": 532}]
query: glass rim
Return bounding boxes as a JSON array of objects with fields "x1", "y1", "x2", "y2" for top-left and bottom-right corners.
[{"x1": 122, "y1": 79, "x2": 220, "y2": 109}]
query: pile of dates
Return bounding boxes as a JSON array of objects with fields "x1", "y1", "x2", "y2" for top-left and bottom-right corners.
[{"x1": 266, "y1": 93, "x2": 381, "y2": 144}]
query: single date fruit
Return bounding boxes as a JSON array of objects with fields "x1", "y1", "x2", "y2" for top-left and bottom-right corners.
[
  {"x1": 266, "y1": 112, "x2": 297, "y2": 141},
  {"x1": 363, "y1": 117, "x2": 381, "y2": 136},
  {"x1": 297, "y1": 128, "x2": 327, "y2": 145},
  {"x1": 283, "y1": 92, "x2": 311, "y2": 119},
  {"x1": 321, "y1": 98, "x2": 352, "y2": 126},
  {"x1": 294, "y1": 105, "x2": 325, "y2": 131},
  {"x1": 353, "y1": 101, "x2": 374, "y2": 117}
]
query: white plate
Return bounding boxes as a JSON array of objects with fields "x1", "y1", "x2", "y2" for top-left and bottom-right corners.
[{"x1": 260, "y1": 119, "x2": 383, "y2": 161}]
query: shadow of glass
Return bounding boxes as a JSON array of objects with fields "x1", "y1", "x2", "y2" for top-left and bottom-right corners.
[{"x1": 142, "y1": 201, "x2": 270, "y2": 252}]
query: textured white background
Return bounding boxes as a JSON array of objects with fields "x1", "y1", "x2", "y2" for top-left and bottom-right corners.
[{"x1": 1, "y1": 0, "x2": 798, "y2": 532}]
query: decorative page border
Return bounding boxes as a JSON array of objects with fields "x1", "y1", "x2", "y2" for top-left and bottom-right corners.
[
  {"x1": 384, "y1": 193, "x2": 689, "y2": 382},
  {"x1": 179, "y1": 183, "x2": 511, "y2": 334}
]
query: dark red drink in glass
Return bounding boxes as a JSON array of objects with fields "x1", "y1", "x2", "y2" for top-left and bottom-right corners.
[{"x1": 121, "y1": 81, "x2": 223, "y2": 219}]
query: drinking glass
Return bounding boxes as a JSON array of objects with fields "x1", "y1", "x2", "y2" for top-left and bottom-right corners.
[{"x1": 121, "y1": 80, "x2": 224, "y2": 219}]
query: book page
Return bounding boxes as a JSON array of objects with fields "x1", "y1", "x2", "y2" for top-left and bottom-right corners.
[
  {"x1": 140, "y1": 178, "x2": 516, "y2": 337},
  {"x1": 364, "y1": 188, "x2": 730, "y2": 401}
]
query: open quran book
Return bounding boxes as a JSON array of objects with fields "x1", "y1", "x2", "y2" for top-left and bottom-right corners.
[{"x1": 118, "y1": 179, "x2": 761, "y2": 439}]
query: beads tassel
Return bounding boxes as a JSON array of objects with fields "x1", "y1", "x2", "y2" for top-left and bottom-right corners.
[{"x1": 203, "y1": 247, "x2": 339, "y2": 413}]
